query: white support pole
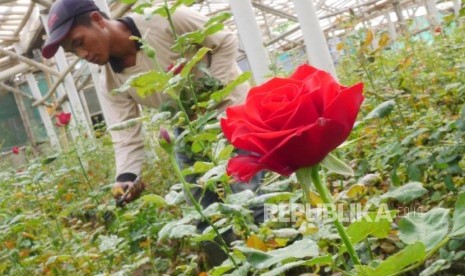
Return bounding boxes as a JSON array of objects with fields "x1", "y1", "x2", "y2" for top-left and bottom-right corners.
[
  {"x1": 292, "y1": 0, "x2": 337, "y2": 79},
  {"x1": 89, "y1": 0, "x2": 110, "y2": 124},
  {"x1": 229, "y1": 0, "x2": 271, "y2": 84},
  {"x1": 425, "y1": 0, "x2": 440, "y2": 27},
  {"x1": 39, "y1": 13, "x2": 93, "y2": 140},
  {"x1": 25, "y1": 73, "x2": 61, "y2": 149},
  {"x1": 392, "y1": 0, "x2": 406, "y2": 34},
  {"x1": 386, "y1": 12, "x2": 397, "y2": 41},
  {"x1": 453, "y1": 0, "x2": 461, "y2": 16}
]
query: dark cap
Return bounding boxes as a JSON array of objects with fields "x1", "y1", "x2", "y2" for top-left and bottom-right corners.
[{"x1": 41, "y1": 0, "x2": 100, "y2": 58}]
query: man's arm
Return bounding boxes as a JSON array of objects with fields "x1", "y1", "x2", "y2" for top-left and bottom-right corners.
[{"x1": 99, "y1": 68, "x2": 146, "y2": 203}]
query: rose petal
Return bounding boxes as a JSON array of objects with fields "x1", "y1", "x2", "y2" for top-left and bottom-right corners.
[
  {"x1": 305, "y1": 71, "x2": 341, "y2": 114},
  {"x1": 245, "y1": 78, "x2": 303, "y2": 127},
  {"x1": 259, "y1": 119, "x2": 346, "y2": 173},
  {"x1": 226, "y1": 155, "x2": 268, "y2": 182},
  {"x1": 281, "y1": 90, "x2": 320, "y2": 129},
  {"x1": 289, "y1": 64, "x2": 319, "y2": 81},
  {"x1": 323, "y1": 83, "x2": 364, "y2": 131}
]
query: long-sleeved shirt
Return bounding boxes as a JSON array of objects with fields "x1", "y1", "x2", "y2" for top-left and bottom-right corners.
[{"x1": 98, "y1": 7, "x2": 250, "y2": 181}]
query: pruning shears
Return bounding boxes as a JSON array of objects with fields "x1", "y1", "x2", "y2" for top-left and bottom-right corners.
[
  {"x1": 115, "y1": 176, "x2": 142, "y2": 208},
  {"x1": 103, "y1": 176, "x2": 141, "y2": 222}
]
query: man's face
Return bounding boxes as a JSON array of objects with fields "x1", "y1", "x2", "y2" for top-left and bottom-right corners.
[{"x1": 62, "y1": 19, "x2": 109, "y2": 65}]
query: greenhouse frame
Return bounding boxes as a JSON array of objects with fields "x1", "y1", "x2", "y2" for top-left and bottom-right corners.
[{"x1": 1, "y1": 0, "x2": 459, "y2": 160}]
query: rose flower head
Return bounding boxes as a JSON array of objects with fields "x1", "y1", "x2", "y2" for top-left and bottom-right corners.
[
  {"x1": 167, "y1": 63, "x2": 184, "y2": 75},
  {"x1": 221, "y1": 64, "x2": 364, "y2": 182},
  {"x1": 56, "y1": 112, "x2": 71, "y2": 126},
  {"x1": 158, "y1": 127, "x2": 175, "y2": 153}
]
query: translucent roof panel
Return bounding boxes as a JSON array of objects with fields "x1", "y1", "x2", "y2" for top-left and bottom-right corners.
[{"x1": 0, "y1": 0, "x2": 457, "y2": 73}]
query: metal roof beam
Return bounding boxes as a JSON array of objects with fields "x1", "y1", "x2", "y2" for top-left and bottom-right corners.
[
  {"x1": 251, "y1": 2, "x2": 298, "y2": 22},
  {"x1": 0, "y1": 48, "x2": 60, "y2": 76},
  {"x1": 32, "y1": 58, "x2": 80, "y2": 107},
  {"x1": 0, "y1": 81, "x2": 36, "y2": 101},
  {"x1": 14, "y1": 1, "x2": 35, "y2": 37},
  {"x1": 0, "y1": 36, "x2": 19, "y2": 43},
  {"x1": 0, "y1": 62, "x2": 30, "y2": 82},
  {"x1": 0, "y1": 15, "x2": 24, "y2": 20},
  {"x1": 265, "y1": 25, "x2": 300, "y2": 46},
  {"x1": 31, "y1": 0, "x2": 52, "y2": 8}
]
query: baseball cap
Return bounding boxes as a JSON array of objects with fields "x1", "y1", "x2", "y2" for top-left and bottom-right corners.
[{"x1": 41, "y1": 0, "x2": 100, "y2": 59}]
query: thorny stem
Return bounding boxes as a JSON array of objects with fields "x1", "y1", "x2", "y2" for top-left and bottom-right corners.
[
  {"x1": 168, "y1": 153, "x2": 239, "y2": 268},
  {"x1": 33, "y1": 180, "x2": 65, "y2": 245},
  {"x1": 296, "y1": 166, "x2": 361, "y2": 266},
  {"x1": 163, "y1": 1, "x2": 199, "y2": 116}
]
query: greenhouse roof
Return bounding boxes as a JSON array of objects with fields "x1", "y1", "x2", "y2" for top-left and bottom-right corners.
[{"x1": 0, "y1": 0, "x2": 439, "y2": 77}]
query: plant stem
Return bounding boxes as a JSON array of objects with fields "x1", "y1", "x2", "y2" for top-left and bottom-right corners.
[
  {"x1": 33, "y1": 181, "x2": 65, "y2": 245},
  {"x1": 296, "y1": 166, "x2": 361, "y2": 266},
  {"x1": 163, "y1": 0, "x2": 200, "y2": 116},
  {"x1": 365, "y1": 238, "x2": 374, "y2": 261},
  {"x1": 163, "y1": 1, "x2": 178, "y2": 42},
  {"x1": 168, "y1": 153, "x2": 239, "y2": 268}
]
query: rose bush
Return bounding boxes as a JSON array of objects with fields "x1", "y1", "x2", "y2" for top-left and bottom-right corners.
[{"x1": 221, "y1": 64, "x2": 364, "y2": 182}]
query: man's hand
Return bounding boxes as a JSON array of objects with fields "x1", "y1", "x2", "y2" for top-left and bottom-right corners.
[{"x1": 112, "y1": 177, "x2": 145, "y2": 207}]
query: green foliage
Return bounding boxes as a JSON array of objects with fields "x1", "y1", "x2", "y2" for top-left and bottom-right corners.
[
  {"x1": 450, "y1": 193, "x2": 465, "y2": 237},
  {"x1": 356, "y1": 242, "x2": 426, "y2": 275},
  {"x1": 346, "y1": 213, "x2": 391, "y2": 245},
  {"x1": 398, "y1": 208, "x2": 450, "y2": 251},
  {"x1": 380, "y1": 182, "x2": 428, "y2": 203},
  {"x1": 235, "y1": 238, "x2": 319, "y2": 269},
  {"x1": 3, "y1": 1, "x2": 465, "y2": 275}
]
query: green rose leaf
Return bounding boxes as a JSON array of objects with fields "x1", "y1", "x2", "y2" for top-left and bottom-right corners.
[
  {"x1": 246, "y1": 192, "x2": 294, "y2": 206},
  {"x1": 210, "y1": 264, "x2": 234, "y2": 276},
  {"x1": 99, "y1": 235, "x2": 124, "y2": 252},
  {"x1": 169, "y1": 224, "x2": 197, "y2": 239},
  {"x1": 182, "y1": 161, "x2": 214, "y2": 176},
  {"x1": 180, "y1": 47, "x2": 211, "y2": 78},
  {"x1": 140, "y1": 194, "x2": 167, "y2": 207},
  {"x1": 106, "y1": 116, "x2": 148, "y2": 132},
  {"x1": 355, "y1": 242, "x2": 426, "y2": 275},
  {"x1": 205, "y1": 12, "x2": 232, "y2": 27},
  {"x1": 226, "y1": 190, "x2": 255, "y2": 205},
  {"x1": 112, "y1": 70, "x2": 170, "y2": 98},
  {"x1": 419, "y1": 259, "x2": 450, "y2": 276},
  {"x1": 364, "y1": 99, "x2": 396, "y2": 120},
  {"x1": 398, "y1": 208, "x2": 450, "y2": 251},
  {"x1": 236, "y1": 238, "x2": 319, "y2": 269},
  {"x1": 381, "y1": 182, "x2": 428, "y2": 203},
  {"x1": 158, "y1": 217, "x2": 195, "y2": 241},
  {"x1": 210, "y1": 71, "x2": 252, "y2": 103},
  {"x1": 261, "y1": 255, "x2": 332, "y2": 276},
  {"x1": 450, "y1": 192, "x2": 465, "y2": 237},
  {"x1": 346, "y1": 213, "x2": 392, "y2": 245},
  {"x1": 204, "y1": 23, "x2": 224, "y2": 36},
  {"x1": 320, "y1": 152, "x2": 354, "y2": 176}
]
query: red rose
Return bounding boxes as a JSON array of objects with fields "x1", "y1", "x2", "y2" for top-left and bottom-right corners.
[
  {"x1": 12, "y1": 146, "x2": 20, "y2": 155},
  {"x1": 221, "y1": 64, "x2": 364, "y2": 182},
  {"x1": 167, "y1": 63, "x2": 184, "y2": 75},
  {"x1": 56, "y1": 112, "x2": 71, "y2": 126}
]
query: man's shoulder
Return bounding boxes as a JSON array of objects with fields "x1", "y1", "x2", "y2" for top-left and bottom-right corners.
[{"x1": 124, "y1": 6, "x2": 202, "y2": 23}]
